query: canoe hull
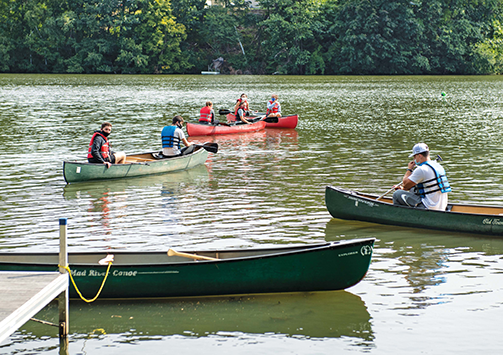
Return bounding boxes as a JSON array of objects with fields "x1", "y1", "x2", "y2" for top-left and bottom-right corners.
[
  {"x1": 226, "y1": 114, "x2": 298, "y2": 128},
  {"x1": 265, "y1": 114, "x2": 298, "y2": 128},
  {"x1": 0, "y1": 239, "x2": 374, "y2": 299},
  {"x1": 186, "y1": 120, "x2": 266, "y2": 136},
  {"x1": 325, "y1": 186, "x2": 503, "y2": 236},
  {"x1": 64, "y1": 148, "x2": 208, "y2": 183}
]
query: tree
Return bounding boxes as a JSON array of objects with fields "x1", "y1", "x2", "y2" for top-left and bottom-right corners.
[
  {"x1": 258, "y1": 0, "x2": 327, "y2": 74},
  {"x1": 325, "y1": 0, "x2": 503, "y2": 74}
]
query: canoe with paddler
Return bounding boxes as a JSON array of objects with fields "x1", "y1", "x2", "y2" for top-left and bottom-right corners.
[
  {"x1": 325, "y1": 143, "x2": 503, "y2": 236},
  {"x1": 325, "y1": 185, "x2": 503, "y2": 236}
]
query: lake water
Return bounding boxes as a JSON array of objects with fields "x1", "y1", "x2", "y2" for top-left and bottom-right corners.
[{"x1": 0, "y1": 74, "x2": 502, "y2": 354}]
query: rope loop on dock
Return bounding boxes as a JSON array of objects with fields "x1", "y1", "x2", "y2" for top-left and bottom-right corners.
[{"x1": 58, "y1": 261, "x2": 113, "y2": 303}]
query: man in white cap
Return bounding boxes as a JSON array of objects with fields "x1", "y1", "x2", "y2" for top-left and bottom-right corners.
[{"x1": 392, "y1": 143, "x2": 451, "y2": 210}]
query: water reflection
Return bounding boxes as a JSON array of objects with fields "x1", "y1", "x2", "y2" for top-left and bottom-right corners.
[
  {"x1": 14, "y1": 291, "x2": 372, "y2": 342},
  {"x1": 324, "y1": 218, "x2": 503, "y2": 309},
  {"x1": 60, "y1": 166, "x2": 210, "y2": 249},
  {"x1": 189, "y1": 128, "x2": 298, "y2": 153},
  {"x1": 62, "y1": 165, "x2": 210, "y2": 200}
]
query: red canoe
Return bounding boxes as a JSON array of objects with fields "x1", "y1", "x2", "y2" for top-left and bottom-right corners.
[
  {"x1": 226, "y1": 114, "x2": 298, "y2": 129},
  {"x1": 187, "y1": 120, "x2": 266, "y2": 136}
]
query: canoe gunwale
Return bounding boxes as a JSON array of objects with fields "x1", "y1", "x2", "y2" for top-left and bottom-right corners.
[
  {"x1": 0, "y1": 239, "x2": 375, "y2": 267},
  {"x1": 63, "y1": 147, "x2": 205, "y2": 166},
  {"x1": 225, "y1": 114, "x2": 298, "y2": 129},
  {"x1": 186, "y1": 120, "x2": 266, "y2": 136}
]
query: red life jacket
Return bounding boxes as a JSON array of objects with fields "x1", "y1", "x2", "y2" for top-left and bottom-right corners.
[
  {"x1": 234, "y1": 98, "x2": 249, "y2": 116},
  {"x1": 87, "y1": 132, "x2": 110, "y2": 159},
  {"x1": 199, "y1": 106, "x2": 212, "y2": 123},
  {"x1": 266, "y1": 100, "x2": 278, "y2": 115}
]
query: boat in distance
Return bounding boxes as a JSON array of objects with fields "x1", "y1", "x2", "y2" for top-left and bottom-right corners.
[
  {"x1": 63, "y1": 145, "x2": 211, "y2": 184},
  {"x1": 0, "y1": 238, "x2": 375, "y2": 300},
  {"x1": 325, "y1": 185, "x2": 503, "y2": 236},
  {"x1": 186, "y1": 120, "x2": 266, "y2": 136},
  {"x1": 226, "y1": 113, "x2": 298, "y2": 129}
]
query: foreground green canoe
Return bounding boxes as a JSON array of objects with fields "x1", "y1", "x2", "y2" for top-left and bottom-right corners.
[
  {"x1": 326, "y1": 185, "x2": 503, "y2": 236},
  {"x1": 63, "y1": 146, "x2": 209, "y2": 183},
  {"x1": 0, "y1": 239, "x2": 374, "y2": 300}
]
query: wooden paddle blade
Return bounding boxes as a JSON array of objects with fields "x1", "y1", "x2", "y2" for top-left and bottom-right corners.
[{"x1": 167, "y1": 249, "x2": 218, "y2": 261}]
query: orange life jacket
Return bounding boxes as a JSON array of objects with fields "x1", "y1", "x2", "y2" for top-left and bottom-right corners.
[
  {"x1": 87, "y1": 132, "x2": 110, "y2": 159},
  {"x1": 234, "y1": 98, "x2": 249, "y2": 116},
  {"x1": 266, "y1": 100, "x2": 279, "y2": 115},
  {"x1": 199, "y1": 106, "x2": 212, "y2": 123}
]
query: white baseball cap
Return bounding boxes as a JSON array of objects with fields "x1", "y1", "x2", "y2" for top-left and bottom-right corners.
[{"x1": 409, "y1": 143, "x2": 429, "y2": 157}]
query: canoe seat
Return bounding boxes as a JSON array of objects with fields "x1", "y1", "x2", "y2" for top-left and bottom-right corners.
[{"x1": 126, "y1": 158, "x2": 156, "y2": 163}]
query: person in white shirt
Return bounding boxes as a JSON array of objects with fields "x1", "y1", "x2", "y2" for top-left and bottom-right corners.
[
  {"x1": 161, "y1": 116, "x2": 193, "y2": 157},
  {"x1": 393, "y1": 143, "x2": 451, "y2": 211}
]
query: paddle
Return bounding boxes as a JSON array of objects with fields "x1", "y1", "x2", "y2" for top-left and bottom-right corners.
[
  {"x1": 191, "y1": 117, "x2": 230, "y2": 127},
  {"x1": 218, "y1": 109, "x2": 232, "y2": 115},
  {"x1": 264, "y1": 116, "x2": 279, "y2": 123},
  {"x1": 219, "y1": 109, "x2": 276, "y2": 124},
  {"x1": 167, "y1": 249, "x2": 218, "y2": 261},
  {"x1": 376, "y1": 182, "x2": 403, "y2": 201},
  {"x1": 195, "y1": 142, "x2": 218, "y2": 154},
  {"x1": 377, "y1": 155, "x2": 443, "y2": 200},
  {"x1": 219, "y1": 108, "x2": 262, "y2": 117}
]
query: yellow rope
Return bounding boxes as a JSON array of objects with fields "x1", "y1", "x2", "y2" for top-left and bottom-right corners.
[
  {"x1": 91, "y1": 328, "x2": 107, "y2": 335},
  {"x1": 59, "y1": 262, "x2": 113, "y2": 303}
]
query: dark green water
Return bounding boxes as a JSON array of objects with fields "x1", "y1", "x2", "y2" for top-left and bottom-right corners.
[{"x1": 1, "y1": 74, "x2": 502, "y2": 354}]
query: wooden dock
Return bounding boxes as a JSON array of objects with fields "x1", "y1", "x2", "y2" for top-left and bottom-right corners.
[
  {"x1": 0, "y1": 218, "x2": 70, "y2": 344},
  {"x1": 0, "y1": 271, "x2": 68, "y2": 343}
]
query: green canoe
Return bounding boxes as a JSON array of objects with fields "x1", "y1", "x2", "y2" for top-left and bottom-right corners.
[
  {"x1": 0, "y1": 238, "x2": 374, "y2": 300},
  {"x1": 63, "y1": 145, "x2": 211, "y2": 184},
  {"x1": 325, "y1": 185, "x2": 503, "y2": 236}
]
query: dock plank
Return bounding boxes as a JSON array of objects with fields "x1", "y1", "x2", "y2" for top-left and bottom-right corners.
[{"x1": 0, "y1": 272, "x2": 68, "y2": 343}]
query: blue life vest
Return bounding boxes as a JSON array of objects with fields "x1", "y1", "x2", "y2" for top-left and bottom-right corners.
[
  {"x1": 161, "y1": 126, "x2": 181, "y2": 149},
  {"x1": 416, "y1": 161, "x2": 451, "y2": 198}
]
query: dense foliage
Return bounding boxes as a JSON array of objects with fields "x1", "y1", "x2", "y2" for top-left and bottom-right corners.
[{"x1": 1, "y1": 0, "x2": 503, "y2": 74}]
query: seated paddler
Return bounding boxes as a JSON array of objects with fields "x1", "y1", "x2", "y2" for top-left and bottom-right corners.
[
  {"x1": 266, "y1": 94, "x2": 281, "y2": 118},
  {"x1": 392, "y1": 143, "x2": 451, "y2": 210},
  {"x1": 235, "y1": 101, "x2": 254, "y2": 124},
  {"x1": 87, "y1": 122, "x2": 126, "y2": 168},
  {"x1": 199, "y1": 101, "x2": 217, "y2": 125},
  {"x1": 234, "y1": 93, "x2": 250, "y2": 117},
  {"x1": 161, "y1": 115, "x2": 194, "y2": 157}
]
